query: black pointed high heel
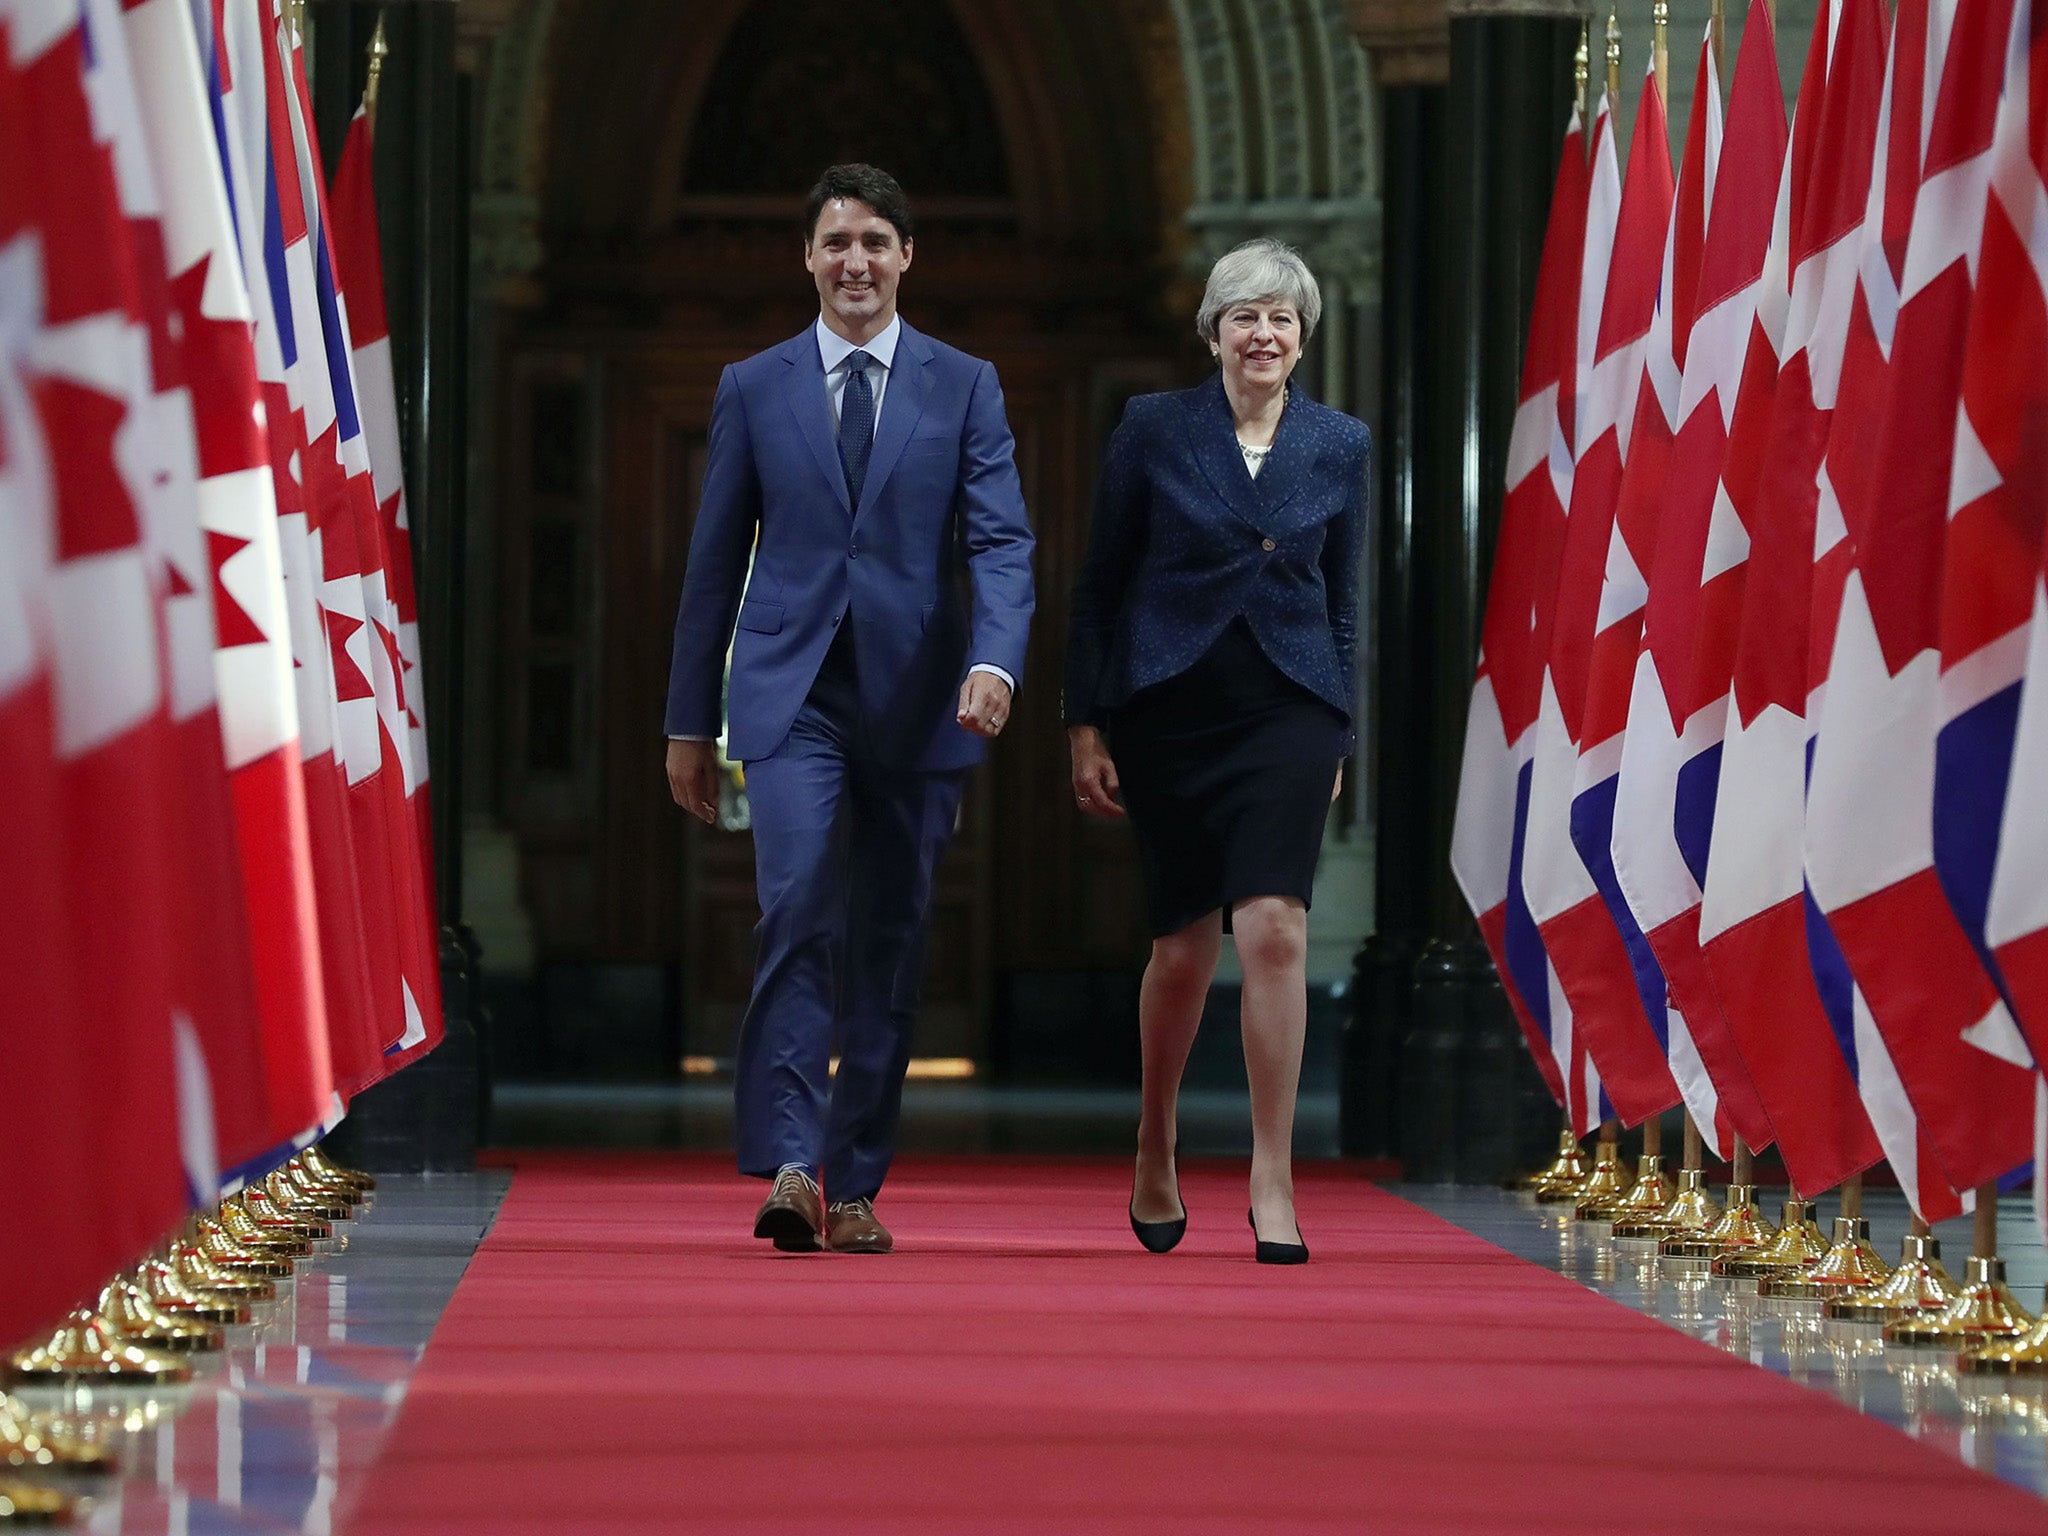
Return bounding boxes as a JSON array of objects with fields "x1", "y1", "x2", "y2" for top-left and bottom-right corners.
[
  {"x1": 1129, "y1": 1176, "x2": 1187, "y2": 1253},
  {"x1": 1249, "y1": 1207, "x2": 1308, "y2": 1265}
]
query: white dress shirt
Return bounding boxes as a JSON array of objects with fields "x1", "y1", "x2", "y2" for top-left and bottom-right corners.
[{"x1": 669, "y1": 314, "x2": 1010, "y2": 743}]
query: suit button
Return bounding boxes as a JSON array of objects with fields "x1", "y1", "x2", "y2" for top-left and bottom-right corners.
[
  {"x1": 849, "y1": 545, "x2": 860, "y2": 558},
  {"x1": 1261, "y1": 538, "x2": 1276, "y2": 552}
]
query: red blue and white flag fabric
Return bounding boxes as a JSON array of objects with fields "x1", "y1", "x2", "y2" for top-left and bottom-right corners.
[
  {"x1": 276, "y1": 7, "x2": 440, "y2": 1089},
  {"x1": 1453, "y1": 105, "x2": 1609, "y2": 1133},
  {"x1": 1, "y1": 0, "x2": 189, "y2": 1339},
  {"x1": 119, "y1": 0, "x2": 335, "y2": 1175},
  {"x1": 215, "y1": 0, "x2": 380, "y2": 1118},
  {"x1": 1573, "y1": 25, "x2": 1749, "y2": 1156},
  {"x1": 1986, "y1": 0, "x2": 2048, "y2": 1048},
  {"x1": 1610, "y1": 0, "x2": 1786, "y2": 1159},
  {"x1": 1788, "y1": 0, "x2": 1971, "y2": 1223},
  {"x1": 1805, "y1": 0, "x2": 2037, "y2": 1193},
  {"x1": 1523, "y1": 68, "x2": 1681, "y2": 1127},
  {"x1": 1937, "y1": 0, "x2": 2048, "y2": 1066},
  {"x1": 332, "y1": 102, "x2": 444, "y2": 1070},
  {"x1": 1698, "y1": 0, "x2": 1889, "y2": 1199}
]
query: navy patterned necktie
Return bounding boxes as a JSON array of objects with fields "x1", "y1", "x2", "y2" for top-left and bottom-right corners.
[{"x1": 837, "y1": 349, "x2": 876, "y2": 507}]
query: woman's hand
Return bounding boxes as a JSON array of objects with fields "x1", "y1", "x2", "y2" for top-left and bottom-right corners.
[
  {"x1": 1068, "y1": 726, "x2": 1126, "y2": 819},
  {"x1": 1332, "y1": 764, "x2": 1344, "y2": 804}
]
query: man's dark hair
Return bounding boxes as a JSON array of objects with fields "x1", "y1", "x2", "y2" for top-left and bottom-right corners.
[{"x1": 803, "y1": 164, "x2": 914, "y2": 246}]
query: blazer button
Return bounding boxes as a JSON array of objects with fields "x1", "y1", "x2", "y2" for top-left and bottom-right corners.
[{"x1": 1261, "y1": 537, "x2": 1276, "y2": 552}]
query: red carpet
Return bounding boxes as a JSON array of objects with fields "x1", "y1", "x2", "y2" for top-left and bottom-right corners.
[{"x1": 349, "y1": 1154, "x2": 2048, "y2": 1535}]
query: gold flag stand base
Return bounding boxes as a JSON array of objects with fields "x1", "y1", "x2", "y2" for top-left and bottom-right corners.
[
  {"x1": 1508, "y1": 1129, "x2": 1588, "y2": 1194},
  {"x1": 5, "y1": 1312, "x2": 191, "y2": 1387},
  {"x1": 1960, "y1": 1314, "x2": 2048, "y2": 1377},
  {"x1": 237, "y1": 1188, "x2": 329, "y2": 1244},
  {"x1": 1614, "y1": 1167, "x2": 1721, "y2": 1241},
  {"x1": 1660, "y1": 1184, "x2": 1774, "y2": 1271},
  {"x1": 1540, "y1": 1139, "x2": 1624, "y2": 1207},
  {"x1": 268, "y1": 1168, "x2": 349, "y2": 1224},
  {"x1": 1758, "y1": 1217, "x2": 1891, "y2": 1306},
  {"x1": 1825, "y1": 1235, "x2": 1955, "y2": 1324},
  {"x1": 1573, "y1": 1148, "x2": 1648, "y2": 1221},
  {"x1": 0, "y1": 1398, "x2": 109, "y2": 1474},
  {"x1": 193, "y1": 1217, "x2": 294, "y2": 1279},
  {"x1": 215, "y1": 1200, "x2": 312, "y2": 1259},
  {"x1": 1587, "y1": 1155, "x2": 1674, "y2": 1228},
  {"x1": 304, "y1": 1146, "x2": 374, "y2": 1195},
  {"x1": 0, "y1": 1477, "x2": 73, "y2": 1525},
  {"x1": 1711, "y1": 1201, "x2": 1828, "y2": 1285},
  {"x1": 93, "y1": 1278, "x2": 221, "y2": 1354},
  {"x1": 137, "y1": 1256, "x2": 249, "y2": 1327},
  {"x1": 1886, "y1": 1257, "x2": 2035, "y2": 1349}
]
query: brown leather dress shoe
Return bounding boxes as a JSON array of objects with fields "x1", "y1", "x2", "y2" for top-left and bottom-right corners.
[
  {"x1": 753, "y1": 1167, "x2": 824, "y2": 1252},
  {"x1": 825, "y1": 1197, "x2": 893, "y2": 1254}
]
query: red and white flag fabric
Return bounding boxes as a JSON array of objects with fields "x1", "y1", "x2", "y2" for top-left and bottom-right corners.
[
  {"x1": 332, "y1": 101, "x2": 443, "y2": 1070},
  {"x1": 1523, "y1": 68, "x2": 1681, "y2": 1127},
  {"x1": 1986, "y1": 0, "x2": 2048, "y2": 1045},
  {"x1": 1, "y1": 0, "x2": 187, "y2": 1339},
  {"x1": 1452, "y1": 104, "x2": 1608, "y2": 1133},
  {"x1": 1698, "y1": 0, "x2": 1889, "y2": 1199},
  {"x1": 276, "y1": 7, "x2": 440, "y2": 1089},
  {"x1": 1937, "y1": 0, "x2": 2048, "y2": 1064},
  {"x1": 215, "y1": 0, "x2": 383, "y2": 1117},
  {"x1": 118, "y1": 0, "x2": 333, "y2": 1175},
  {"x1": 1790, "y1": 0, "x2": 1972, "y2": 1223},
  {"x1": 1572, "y1": 25, "x2": 1741, "y2": 1156},
  {"x1": 1805, "y1": 0, "x2": 2037, "y2": 1193},
  {"x1": 1610, "y1": 0, "x2": 1786, "y2": 1159}
]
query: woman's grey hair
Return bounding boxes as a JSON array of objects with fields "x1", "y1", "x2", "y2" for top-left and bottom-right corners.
[{"x1": 1196, "y1": 238, "x2": 1323, "y2": 344}]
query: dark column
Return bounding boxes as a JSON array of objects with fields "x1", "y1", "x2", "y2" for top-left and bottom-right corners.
[
  {"x1": 310, "y1": 2, "x2": 482, "y2": 1171},
  {"x1": 1342, "y1": 81, "x2": 1442, "y2": 1161},
  {"x1": 1348, "y1": 3, "x2": 1578, "y2": 1178}
]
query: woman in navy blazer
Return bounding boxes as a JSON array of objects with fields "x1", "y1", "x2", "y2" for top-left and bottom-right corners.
[{"x1": 1064, "y1": 239, "x2": 1369, "y2": 1265}]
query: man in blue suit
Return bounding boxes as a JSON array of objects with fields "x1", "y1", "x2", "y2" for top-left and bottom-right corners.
[{"x1": 665, "y1": 165, "x2": 1035, "y2": 1254}]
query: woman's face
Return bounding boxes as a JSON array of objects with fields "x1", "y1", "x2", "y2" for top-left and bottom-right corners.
[{"x1": 1214, "y1": 298, "x2": 1302, "y2": 393}]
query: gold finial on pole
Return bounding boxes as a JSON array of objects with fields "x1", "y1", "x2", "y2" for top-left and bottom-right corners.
[
  {"x1": 1606, "y1": 9, "x2": 1622, "y2": 102},
  {"x1": 365, "y1": 12, "x2": 389, "y2": 130},
  {"x1": 1710, "y1": 0, "x2": 1726, "y2": 76},
  {"x1": 1575, "y1": 21, "x2": 1591, "y2": 131},
  {"x1": 1654, "y1": 0, "x2": 1670, "y2": 106}
]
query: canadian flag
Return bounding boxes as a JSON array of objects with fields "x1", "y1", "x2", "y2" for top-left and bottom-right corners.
[
  {"x1": 1523, "y1": 64, "x2": 1681, "y2": 1128},
  {"x1": 118, "y1": 0, "x2": 334, "y2": 1171},
  {"x1": 331, "y1": 101, "x2": 443, "y2": 1069},
  {"x1": 1451, "y1": 103, "x2": 1606, "y2": 1133},
  {"x1": 1609, "y1": 0, "x2": 1786, "y2": 1159},
  {"x1": 1805, "y1": 0, "x2": 2036, "y2": 1193},
  {"x1": 274, "y1": 4, "x2": 440, "y2": 1086},
  {"x1": 1697, "y1": 0, "x2": 1888, "y2": 1199},
  {"x1": 1, "y1": 0, "x2": 187, "y2": 1338}
]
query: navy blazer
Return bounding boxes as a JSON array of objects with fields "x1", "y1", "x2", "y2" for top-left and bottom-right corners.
[
  {"x1": 1062, "y1": 373, "x2": 1369, "y2": 752},
  {"x1": 665, "y1": 321, "x2": 1036, "y2": 771}
]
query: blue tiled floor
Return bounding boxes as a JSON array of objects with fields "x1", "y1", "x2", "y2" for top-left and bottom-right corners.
[
  {"x1": 1397, "y1": 1182, "x2": 2048, "y2": 1504},
  {"x1": 10, "y1": 1173, "x2": 508, "y2": 1534}
]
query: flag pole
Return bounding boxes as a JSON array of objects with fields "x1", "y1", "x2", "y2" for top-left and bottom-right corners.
[
  {"x1": 1889, "y1": 1184, "x2": 2035, "y2": 1348},
  {"x1": 365, "y1": 12, "x2": 389, "y2": 132},
  {"x1": 1575, "y1": 22, "x2": 1592, "y2": 148},
  {"x1": 1653, "y1": 0, "x2": 1669, "y2": 107},
  {"x1": 1605, "y1": 9, "x2": 1621, "y2": 103},
  {"x1": 1709, "y1": 0, "x2": 1725, "y2": 78}
]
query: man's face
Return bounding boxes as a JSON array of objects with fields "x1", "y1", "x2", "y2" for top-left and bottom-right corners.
[{"x1": 805, "y1": 198, "x2": 912, "y2": 335}]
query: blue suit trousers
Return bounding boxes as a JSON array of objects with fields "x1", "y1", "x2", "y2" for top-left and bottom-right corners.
[{"x1": 733, "y1": 626, "x2": 966, "y2": 1200}]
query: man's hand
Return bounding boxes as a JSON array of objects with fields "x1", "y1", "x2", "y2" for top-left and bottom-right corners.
[
  {"x1": 1069, "y1": 726, "x2": 1126, "y2": 819},
  {"x1": 1333, "y1": 764, "x2": 1344, "y2": 803},
  {"x1": 666, "y1": 739, "x2": 721, "y2": 825},
  {"x1": 957, "y1": 671, "x2": 1013, "y2": 738}
]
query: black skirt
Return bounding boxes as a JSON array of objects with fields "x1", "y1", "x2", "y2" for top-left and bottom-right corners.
[{"x1": 1107, "y1": 619, "x2": 1346, "y2": 938}]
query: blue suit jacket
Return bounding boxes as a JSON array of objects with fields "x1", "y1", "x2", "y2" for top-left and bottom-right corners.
[
  {"x1": 666, "y1": 321, "x2": 1036, "y2": 771},
  {"x1": 1062, "y1": 373, "x2": 1369, "y2": 751}
]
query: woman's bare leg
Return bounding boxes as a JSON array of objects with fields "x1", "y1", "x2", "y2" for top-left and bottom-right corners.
[
  {"x1": 1233, "y1": 895, "x2": 1309, "y2": 1243},
  {"x1": 1133, "y1": 913, "x2": 1224, "y2": 1222}
]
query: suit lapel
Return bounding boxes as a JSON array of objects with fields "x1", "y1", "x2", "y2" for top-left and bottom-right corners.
[
  {"x1": 855, "y1": 322, "x2": 935, "y2": 521},
  {"x1": 1184, "y1": 371, "x2": 1307, "y2": 531},
  {"x1": 780, "y1": 329, "x2": 851, "y2": 515}
]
